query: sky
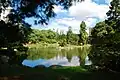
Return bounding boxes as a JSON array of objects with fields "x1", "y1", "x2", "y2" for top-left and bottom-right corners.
[{"x1": 25, "y1": 0, "x2": 112, "y2": 34}]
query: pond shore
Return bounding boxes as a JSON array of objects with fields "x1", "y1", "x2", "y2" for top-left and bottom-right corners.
[
  {"x1": 58, "y1": 44, "x2": 91, "y2": 50},
  {"x1": 26, "y1": 43, "x2": 91, "y2": 50}
]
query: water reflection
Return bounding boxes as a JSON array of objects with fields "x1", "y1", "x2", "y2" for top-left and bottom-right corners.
[{"x1": 22, "y1": 46, "x2": 92, "y2": 67}]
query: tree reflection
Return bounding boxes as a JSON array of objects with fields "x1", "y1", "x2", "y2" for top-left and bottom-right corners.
[{"x1": 25, "y1": 46, "x2": 91, "y2": 67}]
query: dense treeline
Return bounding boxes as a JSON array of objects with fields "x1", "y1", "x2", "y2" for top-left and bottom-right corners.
[
  {"x1": 27, "y1": 22, "x2": 88, "y2": 46},
  {"x1": 89, "y1": 0, "x2": 120, "y2": 72},
  {"x1": 27, "y1": 29, "x2": 57, "y2": 44}
]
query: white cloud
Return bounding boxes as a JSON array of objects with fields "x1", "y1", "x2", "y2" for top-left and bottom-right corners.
[
  {"x1": 56, "y1": 18, "x2": 81, "y2": 33},
  {"x1": 85, "y1": 18, "x2": 98, "y2": 27},
  {"x1": 34, "y1": 0, "x2": 112, "y2": 34},
  {"x1": 46, "y1": 17, "x2": 97, "y2": 34},
  {"x1": 69, "y1": 0, "x2": 109, "y2": 20},
  {"x1": 54, "y1": 0, "x2": 110, "y2": 33},
  {"x1": 57, "y1": 18, "x2": 80, "y2": 28},
  {"x1": 53, "y1": 5, "x2": 67, "y2": 13},
  {"x1": 43, "y1": 21, "x2": 69, "y2": 34}
]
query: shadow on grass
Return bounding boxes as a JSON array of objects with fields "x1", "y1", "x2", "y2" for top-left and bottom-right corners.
[{"x1": 0, "y1": 65, "x2": 120, "y2": 80}]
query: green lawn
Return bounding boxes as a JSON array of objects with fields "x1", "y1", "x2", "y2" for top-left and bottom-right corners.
[{"x1": 0, "y1": 65, "x2": 120, "y2": 80}]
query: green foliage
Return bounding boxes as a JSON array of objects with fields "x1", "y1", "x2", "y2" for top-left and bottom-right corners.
[
  {"x1": 67, "y1": 26, "x2": 79, "y2": 45},
  {"x1": 27, "y1": 29, "x2": 57, "y2": 44},
  {"x1": 0, "y1": 20, "x2": 31, "y2": 48},
  {"x1": 0, "y1": 20, "x2": 31, "y2": 65},
  {"x1": 0, "y1": 0, "x2": 84, "y2": 25},
  {"x1": 67, "y1": 26, "x2": 73, "y2": 44},
  {"x1": 89, "y1": 0, "x2": 120, "y2": 72},
  {"x1": 59, "y1": 31, "x2": 67, "y2": 41},
  {"x1": 106, "y1": 0, "x2": 120, "y2": 31},
  {"x1": 79, "y1": 21, "x2": 88, "y2": 44},
  {"x1": 71, "y1": 34, "x2": 79, "y2": 45},
  {"x1": 91, "y1": 21, "x2": 114, "y2": 44},
  {"x1": 58, "y1": 39, "x2": 67, "y2": 47},
  {"x1": 27, "y1": 28, "x2": 80, "y2": 45}
]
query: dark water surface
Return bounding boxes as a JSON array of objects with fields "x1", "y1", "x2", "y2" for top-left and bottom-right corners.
[{"x1": 22, "y1": 46, "x2": 92, "y2": 67}]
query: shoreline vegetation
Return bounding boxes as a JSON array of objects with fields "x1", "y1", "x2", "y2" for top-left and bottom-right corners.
[{"x1": 26, "y1": 43, "x2": 91, "y2": 50}]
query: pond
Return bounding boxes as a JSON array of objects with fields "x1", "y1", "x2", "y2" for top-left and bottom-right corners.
[{"x1": 22, "y1": 46, "x2": 92, "y2": 67}]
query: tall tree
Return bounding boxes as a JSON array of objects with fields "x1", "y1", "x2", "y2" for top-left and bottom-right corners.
[
  {"x1": 79, "y1": 21, "x2": 88, "y2": 44},
  {"x1": 89, "y1": 0, "x2": 120, "y2": 72},
  {"x1": 67, "y1": 26, "x2": 73, "y2": 44},
  {"x1": 106, "y1": 0, "x2": 120, "y2": 31}
]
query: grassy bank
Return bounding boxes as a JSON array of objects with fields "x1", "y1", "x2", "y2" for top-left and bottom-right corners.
[
  {"x1": 26, "y1": 43, "x2": 91, "y2": 50},
  {"x1": 0, "y1": 65, "x2": 119, "y2": 80}
]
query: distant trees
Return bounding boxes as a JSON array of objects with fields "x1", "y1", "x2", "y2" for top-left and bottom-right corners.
[
  {"x1": 27, "y1": 26, "x2": 82, "y2": 46},
  {"x1": 66, "y1": 26, "x2": 79, "y2": 45},
  {"x1": 27, "y1": 29, "x2": 57, "y2": 44},
  {"x1": 27, "y1": 22, "x2": 89, "y2": 46},
  {"x1": 79, "y1": 21, "x2": 88, "y2": 45},
  {"x1": 67, "y1": 27, "x2": 72, "y2": 43},
  {"x1": 67, "y1": 26, "x2": 74, "y2": 44}
]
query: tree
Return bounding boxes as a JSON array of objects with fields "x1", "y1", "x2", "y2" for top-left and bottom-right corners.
[
  {"x1": 89, "y1": 0, "x2": 120, "y2": 72},
  {"x1": 79, "y1": 21, "x2": 88, "y2": 45},
  {"x1": 71, "y1": 34, "x2": 79, "y2": 45},
  {"x1": 106, "y1": 0, "x2": 120, "y2": 31},
  {"x1": 66, "y1": 26, "x2": 79, "y2": 45},
  {"x1": 0, "y1": 20, "x2": 30, "y2": 65},
  {"x1": 27, "y1": 29, "x2": 58, "y2": 43},
  {"x1": 90, "y1": 21, "x2": 114, "y2": 44},
  {"x1": 67, "y1": 26, "x2": 73, "y2": 44}
]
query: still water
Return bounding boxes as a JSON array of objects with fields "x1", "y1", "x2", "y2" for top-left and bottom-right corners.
[{"x1": 22, "y1": 46, "x2": 92, "y2": 67}]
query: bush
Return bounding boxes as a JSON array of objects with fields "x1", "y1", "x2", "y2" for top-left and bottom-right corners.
[
  {"x1": 58, "y1": 40, "x2": 67, "y2": 47},
  {"x1": 88, "y1": 44, "x2": 120, "y2": 72}
]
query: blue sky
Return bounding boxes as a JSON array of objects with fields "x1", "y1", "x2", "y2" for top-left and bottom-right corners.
[{"x1": 25, "y1": 0, "x2": 112, "y2": 34}]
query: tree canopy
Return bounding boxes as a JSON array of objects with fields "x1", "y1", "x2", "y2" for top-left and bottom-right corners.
[
  {"x1": 79, "y1": 21, "x2": 88, "y2": 44},
  {"x1": 106, "y1": 0, "x2": 120, "y2": 31},
  {"x1": 89, "y1": 0, "x2": 120, "y2": 72},
  {"x1": 0, "y1": 0, "x2": 84, "y2": 25}
]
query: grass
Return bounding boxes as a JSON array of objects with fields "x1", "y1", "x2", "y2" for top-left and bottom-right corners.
[{"x1": 0, "y1": 65, "x2": 120, "y2": 80}]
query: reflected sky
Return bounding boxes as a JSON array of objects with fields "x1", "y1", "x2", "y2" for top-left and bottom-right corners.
[{"x1": 22, "y1": 55, "x2": 92, "y2": 67}]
